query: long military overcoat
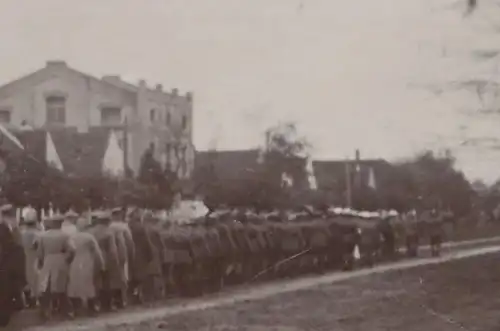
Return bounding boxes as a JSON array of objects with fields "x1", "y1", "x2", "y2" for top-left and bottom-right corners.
[{"x1": 67, "y1": 231, "x2": 105, "y2": 300}]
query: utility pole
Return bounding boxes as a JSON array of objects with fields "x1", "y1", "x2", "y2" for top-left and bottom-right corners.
[
  {"x1": 345, "y1": 158, "x2": 352, "y2": 207},
  {"x1": 123, "y1": 116, "x2": 129, "y2": 178}
]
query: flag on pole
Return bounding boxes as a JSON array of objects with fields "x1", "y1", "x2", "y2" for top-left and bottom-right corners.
[
  {"x1": 0, "y1": 123, "x2": 24, "y2": 150},
  {"x1": 305, "y1": 157, "x2": 317, "y2": 190},
  {"x1": 368, "y1": 166, "x2": 377, "y2": 190},
  {"x1": 46, "y1": 132, "x2": 64, "y2": 171},
  {"x1": 281, "y1": 172, "x2": 293, "y2": 188},
  {"x1": 345, "y1": 159, "x2": 352, "y2": 207},
  {"x1": 102, "y1": 130, "x2": 125, "y2": 177}
]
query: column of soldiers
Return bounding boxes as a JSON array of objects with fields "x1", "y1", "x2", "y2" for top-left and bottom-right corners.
[{"x1": 0, "y1": 203, "x2": 449, "y2": 324}]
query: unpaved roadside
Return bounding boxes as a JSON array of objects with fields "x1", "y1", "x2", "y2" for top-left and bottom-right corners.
[{"x1": 17, "y1": 237, "x2": 500, "y2": 331}]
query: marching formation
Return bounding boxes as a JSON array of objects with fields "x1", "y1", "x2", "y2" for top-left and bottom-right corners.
[{"x1": 0, "y1": 202, "x2": 449, "y2": 326}]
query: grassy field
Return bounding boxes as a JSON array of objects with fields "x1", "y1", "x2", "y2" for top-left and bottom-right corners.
[
  {"x1": 93, "y1": 252, "x2": 500, "y2": 331},
  {"x1": 449, "y1": 221, "x2": 500, "y2": 242}
]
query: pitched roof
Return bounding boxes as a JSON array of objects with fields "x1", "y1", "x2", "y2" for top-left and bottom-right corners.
[
  {"x1": 194, "y1": 149, "x2": 261, "y2": 187},
  {"x1": 312, "y1": 159, "x2": 393, "y2": 191},
  {"x1": 12, "y1": 127, "x2": 110, "y2": 177},
  {"x1": 0, "y1": 61, "x2": 135, "y2": 100},
  {"x1": 193, "y1": 149, "x2": 310, "y2": 192}
]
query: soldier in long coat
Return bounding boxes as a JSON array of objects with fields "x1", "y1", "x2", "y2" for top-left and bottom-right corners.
[
  {"x1": 67, "y1": 216, "x2": 105, "y2": 316},
  {"x1": 37, "y1": 214, "x2": 76, "y2": 319},
  {"x1": 142, "y1": 213, "x2": 166, "y2": 301},
  {"x1": 403, "y1": 212, "x2": 420, "y2": 257},
  {"x1": 128, "y1": 212, "x2": 154, "y2": 304},
  {"x1": 427, "y1": 211, "x2": 444, "y2": 257},
  {"x1": 0, "y1": 204, "x2": 26, "y2": 327},
  {"x1": 20, "y1": 208, "x2": 42, "y2": 308},
  {"x1": 110, "y1": 208, "x2": 135, "y2": 308},
  {"x1": 87, "y1": 211, "x2": 120, "y2": 312},
  {"x1": 62, "y1": 210, "x2": 79, "y2": 235}
]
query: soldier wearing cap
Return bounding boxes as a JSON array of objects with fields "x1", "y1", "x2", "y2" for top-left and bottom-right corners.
[
  {"x1": 0, "y1": 204, "x2": 17, "y2": 231},
  {"x1": 0, "y1": 204, "x2": 26, "y2": 326},
  {"x1": 87, "y1": 210, "x2": 120, "y2": 312},
  {"x1": 127, "y1": 209, "x2": 154, "y2": 304},
  {"x1": 427, "y1": 209, "x2": 444, "y2": 257},
  {"x1": 67, "y1": 214, "x2": 105, "y2": 316},
  {"x1": 19, "y1": 207, "x2": 42, "y2": 307},
  {"x1": 62, "y1": 209, "x2": 79, "y2": 235},
  {"x1": 37, "y1": 214, "x2": 76, "y2": 319},
  {"x1": 141, "y1": 211, "x2": 166, "y2": 301},
  {"x1": 109, "y1": 207, "x2": 135, "y2": 308}
]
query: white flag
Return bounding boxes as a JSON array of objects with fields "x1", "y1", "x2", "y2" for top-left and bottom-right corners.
[
  {"x1": 354, "y1": 244, "x2": 361, "y2": 260},
  {"x1": 368, "y1": 167, "x2": 376, "y2": 190},
  {"x1": 0, "y1": 123, "x2": 24, "y2": 150},
  {"x1": 102, "y1": 131, "x2": 125, "y2": 177},
  {"x1": 306, "y1": 157, "x2": 317, "y2": 190},
  {"x1": 46, "y1": 132, "x2": 64, "y2": 171},
  {"x1": 281, "y1": 172, "x2": 293, "y2": 188}
]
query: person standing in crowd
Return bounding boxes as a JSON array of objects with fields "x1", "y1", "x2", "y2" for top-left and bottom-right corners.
[
  {"x1": 87, "y1": 210, "x2": 120, "y2": 312},
  {"x1": 62, "y1": 210, "x2": 79, "y2": 235},
  {"x1": 67, "y1": 215, "x2": 105, "y2": 316},
  {"x1": 0, "y1": 204, "x2": 26, "y2": 327},
  {"x1": 142, "y1": 212, "x2": 166, "y2": 302},
  {"x1": 37, "y1": 214, "x2": 76, "y2": 320},
  {"x1": 110, "y1": 207, "x2": 135, "y2": 308},
  {"x1": 127, "y1": 209, "x2": 153, "y2": 304},
  {"x1": 20, "y1": 207, "x2": 42, "y2": 308}
]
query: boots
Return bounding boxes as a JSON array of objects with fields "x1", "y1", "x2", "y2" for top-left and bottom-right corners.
[
  {"x1": 38, "y1": 292, "x2": 51, "y2": 321},
  {"x1": 99, "y1": 290, "x2": 116, "y2": 312},
  {"x1": 86, "y1": 297, "x2": 99, "y2": 316},
  {"x1": 70, "y1": 298, "x2": 82, "y2": 317},
  {"x1": 58, "y1": 294, "x2": 74, "y2": 319},
  {"x1": 113, "y1": 289, "x2": 125, "y2": 309}
]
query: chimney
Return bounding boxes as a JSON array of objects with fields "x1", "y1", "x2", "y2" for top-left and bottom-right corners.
[
  {"x1": 138, "y1": 79, "x2": 147, "y2": 88},
  {"x1": 355, "y1": 149, "x2": 360, "y2": 161},
  {"x1": 155, "y1": 84, "x2": 163, "y2": 91},
  {"x1": 46, "y1": 60, "x2": 67, "y2": 68},
  {"x1": 171, "y1": 88, "x2": 178, "y2": 96},
  {"x1": 186, "y1": 91, "x2": 193, "y2": 102}
]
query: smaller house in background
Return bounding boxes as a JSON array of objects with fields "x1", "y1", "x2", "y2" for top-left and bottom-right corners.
[
  {"x1": 193, "y1": 148, "x2": 395, "y2": 207},
  {"x1": 193, "y1": 149, "x2": 263, "y2": 194},
  {"x1": 194, "y1": 149, "x2": 316, "y2": 198}
]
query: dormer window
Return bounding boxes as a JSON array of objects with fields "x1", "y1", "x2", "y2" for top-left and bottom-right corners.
[
  {"x1": 46, "y1": 95, "x2": 66, "y2": 125},
  {"x1": 100, "y1": 107, "x2": 122, "y2": 126}
]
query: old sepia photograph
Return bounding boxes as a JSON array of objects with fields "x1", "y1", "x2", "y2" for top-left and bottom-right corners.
[{"x1": 0, "y1": 0, "x2": 499, "y2": 330}]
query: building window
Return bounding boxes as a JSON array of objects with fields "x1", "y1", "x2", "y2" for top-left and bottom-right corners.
[
  {"x1": 46, "y1": 95, "x2": 66, "y2": 125},
  {"x1": 150, "y1": 109, "x2": 156, "y2": 123},
  {"x1": 165, "y1": 112, "x2": 171, "y2": 126},
  {"x1": 100, "y1": 107, "x2": 122, "y2": 126},
  {"x1": 0, "y1": 110, "x2": 11, "y2": 124},
  {"x1": 182, "y1": 115, "x2": 188, "y2": 130}
]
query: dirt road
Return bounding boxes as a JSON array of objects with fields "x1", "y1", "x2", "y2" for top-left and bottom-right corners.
[{"x1": 16, "y1": 237, "x2": 500, "y2": 331}]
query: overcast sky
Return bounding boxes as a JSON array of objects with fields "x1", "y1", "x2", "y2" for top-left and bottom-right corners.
[{"x1": 1, "y1": 0, "x2": 500, "y2": 182}]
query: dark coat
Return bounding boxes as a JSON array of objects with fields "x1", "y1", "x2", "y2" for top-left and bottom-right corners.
[
  {"x1": 0, "y1": 223, "x2": 26, "y2": 327},
  {"x1": 128, "y1": 221, "x2": 154, "y2": 282}
]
